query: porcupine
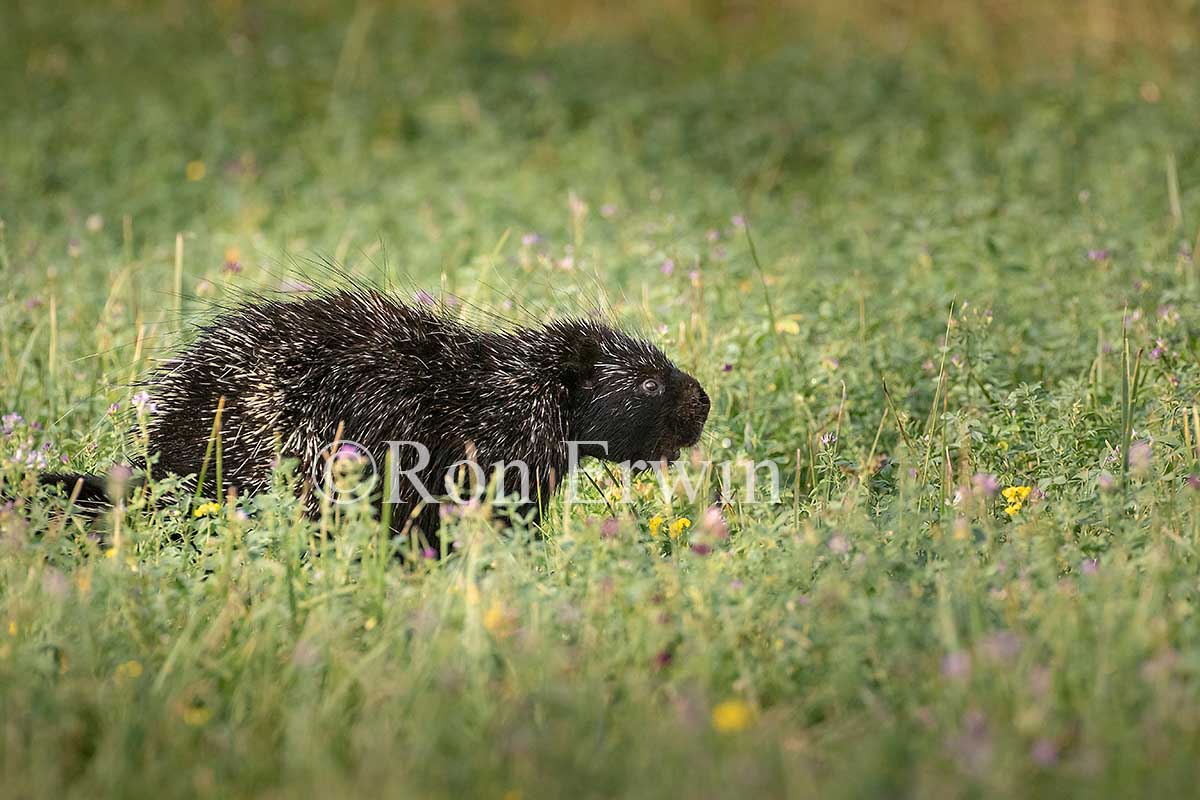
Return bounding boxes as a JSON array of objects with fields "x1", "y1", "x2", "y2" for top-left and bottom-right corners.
[{"x1": 42, "y1": 287, "x2": 711, "y2": 548}]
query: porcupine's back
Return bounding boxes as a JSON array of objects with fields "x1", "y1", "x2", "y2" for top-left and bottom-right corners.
[{"x1": 143, "y1": 289, "x2": 528, "y2": 506}]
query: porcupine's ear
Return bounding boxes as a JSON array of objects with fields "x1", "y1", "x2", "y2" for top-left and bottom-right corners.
[{"x1": 557, "y1": 327, "x2": 601, "y2": 400}]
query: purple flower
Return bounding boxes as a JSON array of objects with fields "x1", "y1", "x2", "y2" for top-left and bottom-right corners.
[
  {"x1": 600, "y1": 517, "x2": 620, "y2": 539},
  {"x1": 439, "y1": 498, "x2": 480, "y2": 520},
  {"x1": 12, "y1": 446, "x2": 48, "y2": 469},
  {"x1": 222, "y1": 260, "x2": 242, "y2": 274},
  {"x1": 521, "y1": 232, "x2": 542, "y2": 247},
  {"x1": 1141, "y1": 649, "x2": 1178, "y2": 682},
  {"x1": 1080, "y1": 558, "x2": 1099, "y2": 575},
  {"x1": 132, "y1": 391, "x2": 157, "y2": 415},
  {"x1": 1128, "y1": 440, "x2": 1152, "y2": 475},
  {"x1": 422, "y1": 547, "x2": 437, "y2": 559},
  {"x1": 731, "y1": 214, "x2": 746, "y2": 229},
  {"x1": 334, "y1": 443, "x2": 365, "y2": 462},
  {"x1": 108, "y1": 403, "x2": 121, "y2": 415},
  {"x1": 24, "y1": 297, "x2": 44, "y2": 311},
  {"x1": 1097, "y1": 472, "x2": 1117, "y2": 492},
  {"x1": 414, "y1": 290, "x2": 436, "y2": 306},
  {"x1": 688, "y1": 270, "x2": 700, "y2": 283},
  {"x1": 660, "y1": 258, "x2": 675, "y2": 276},
  {"x1": 690, "y1": 542, "x2": 712, "y2": 556},
  {"x1": 1030, "y1": 738, "x2": 1059, "y2": 767},
  {"x1": 980, "y1": 631, "x2": 1022, "y2": 662},
  {"x1": 721, "y1": 363, "x2": 732, "y2": 373},
  {"x1": 827, "y1": 533, "x2": 849, "y2": 554},
  {"x1": 700, "y1": 506, "x2": 728, "y2": 539},
  {"x1": 705, "y1": 229, "x2": 720, "y2": 242},
  {"x1": 654, "y1": 649, "x2": 673, "y2": 669},
  {"x1": 1187, "y1": 474, "x2": 1200, "y2": 490},
  {"x1": 946, "y1": 709, "x2": 992, "y2": 774},
  {"x1": 972, "y1": 473, "x2": 999, "y2": 497},
  {"x1": 600, "y1": 204, "x2": 617, "y2": 218},
  {"x1": 2, "y1": 412, "x2": 22, "y2": 435},
  {"x1": 1029, "y1": 666, "x2": 1052, "y2": 697},
  {"x1": 1087, "y1": 249, "x2": 1111, "y2": 262},
  {"x1": 942, "y1": 651, "x2": 971, "y2": 681}
]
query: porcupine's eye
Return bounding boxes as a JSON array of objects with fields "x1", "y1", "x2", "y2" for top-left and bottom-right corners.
[{"x1": 639, "y1": 378, "x2": 663, "y2": 396}]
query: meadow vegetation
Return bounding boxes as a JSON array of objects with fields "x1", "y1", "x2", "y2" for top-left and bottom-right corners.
[{"x1": 3, "y1": 1, "x2": 1200, "y2": 796}]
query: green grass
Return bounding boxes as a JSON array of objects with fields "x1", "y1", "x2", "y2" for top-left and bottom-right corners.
[{"x1": 4, "y1": 1, "x2": 1200, "y2": 797}]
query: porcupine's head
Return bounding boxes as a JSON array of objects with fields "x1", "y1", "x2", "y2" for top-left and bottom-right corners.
[{"x1": 550, "y1": 319, "x2": 710, "y2": 465}]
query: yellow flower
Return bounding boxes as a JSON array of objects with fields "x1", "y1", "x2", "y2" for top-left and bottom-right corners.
[
  {"x1": 1001, "y1": 486, "x2": 1032, "y2": 503},
  {"x1": 185, "y1": 160, "x2": 207, "y2": 181},
  {"x1": 104, "y1": 547, "x2": 117, "y2": 559},
  {"x1": 193, "y1": 501, "x2": 221, "y2": 518},
  {"x1": 483, "y1": 601, "x2": 512, "y2": 636},
  {"x1": 952, "y1": 517, "x2": 970, "y2": 541},
  {"x1": 6, "y1": 620, "x2": 15, "y2": 637},
  {"x1": 363, "y1": 617, "x2": 377, "y2": 631},
  {"x1": 114, "y1": 660, "x2": 143, "y2": 680},
  {"x1": 182, "y1": 705, "x2": 212, "y2": 726},
  {"x1": 711, "y1": 699, "x2": 753, "y2": 733},
  {"x1": 668, "y1": 517, "x2": 692, "y2": 539},
  {"x1": 1004, "y1": 503, "x2": 1022, "y2": 516},
  {"x1": 648, "y1": 515, "x2": 666, "y2": 537},
  {"x1": 774, "y1": 319, "x2": 801, "y2": 335}
]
